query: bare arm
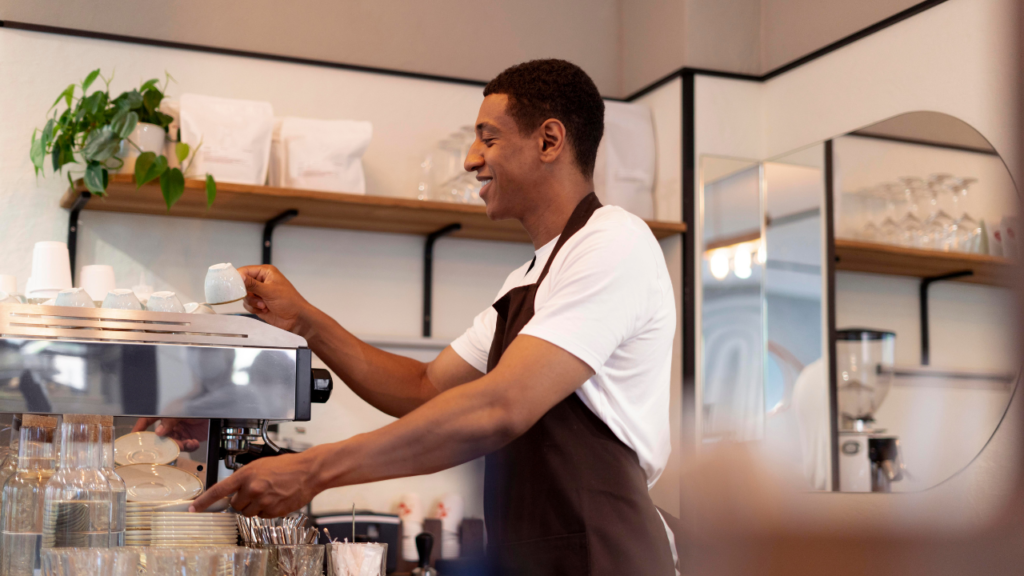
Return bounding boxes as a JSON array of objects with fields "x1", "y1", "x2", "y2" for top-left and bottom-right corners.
[
  {"x1": 191, "y1": 335, "x2": 594, "y2": 516},
  {"x1": 239, "y1": 265, "x2": 482, "y2": 417}
]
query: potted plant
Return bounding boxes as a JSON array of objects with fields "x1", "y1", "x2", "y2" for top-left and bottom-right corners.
[{"x1": 30, "y1": 69, "x2": 216, "y2": 210}]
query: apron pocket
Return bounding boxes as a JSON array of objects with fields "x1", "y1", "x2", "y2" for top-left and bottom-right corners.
[{"x1": 499, "y1": 532, "x2": 590, "y2": 576}]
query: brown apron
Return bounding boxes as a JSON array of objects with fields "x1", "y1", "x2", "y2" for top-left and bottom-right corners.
[{"x1": 484, "y1": 193, "x2": 676, "y2": 576}]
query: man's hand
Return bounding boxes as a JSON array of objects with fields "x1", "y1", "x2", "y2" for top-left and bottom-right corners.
[
  {"x1": 237, "y1": 265, "x2": 316, "y2": 336},
  {"x1": 131, "y1": 418, "x2": 208, "y2": 453},
  {"x1": 190, "y1": 447, "x2": 324, "y2": 517}
]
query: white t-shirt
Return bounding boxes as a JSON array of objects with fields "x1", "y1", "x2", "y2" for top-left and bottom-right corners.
[{"x1": 451, "y1": 205, "x2": 676, "y2": 486}]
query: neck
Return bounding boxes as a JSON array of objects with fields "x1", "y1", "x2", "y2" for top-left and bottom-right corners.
[{"x1": 520, "y1": 179, "x2": 593, "y2": 249}]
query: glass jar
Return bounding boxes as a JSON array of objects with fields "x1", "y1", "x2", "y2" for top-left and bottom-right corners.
[
  {"x1": 836, "y1": 329, "x2": 896, "y2": 428},
  {"x1": 1, "y1": 414, "x2": 57, "y2": 576},
  {"x1": 99, "y1": 417, "x2": 125, "y2": 547},
  {"x1": 42, "y1": 415, "x2": 111, "y2": 549}
]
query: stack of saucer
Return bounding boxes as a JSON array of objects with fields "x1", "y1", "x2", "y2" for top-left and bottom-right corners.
[
  {"x1": 150, "y1": 512, "x2": 239, "y2": 547},
  {"x1": 125, "y1": 501, "x2": 163, "y2": 546}
]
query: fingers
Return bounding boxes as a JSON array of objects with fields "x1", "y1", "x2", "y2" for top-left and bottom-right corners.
[
  {"x1": 180, "y1": 438, "x2": 201, "y2": 453},
  {"x1": 191, "y1": 471, "x2": 244, "y2": 512},
  {"x1": 153, "y1": 418, "x2": 181, "y2": 437},
  {"x1": 131, "y1": 418, "x2": 159, "y2": 433}
]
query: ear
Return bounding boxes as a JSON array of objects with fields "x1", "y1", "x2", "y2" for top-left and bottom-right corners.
[{"x1": 537, "y1": 119, "x2": 567, "y2": 164}]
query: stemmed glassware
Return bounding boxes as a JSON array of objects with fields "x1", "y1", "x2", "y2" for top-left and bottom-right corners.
[{"x1": 950, "y1": 177, "x2": 981, "y2": 252}]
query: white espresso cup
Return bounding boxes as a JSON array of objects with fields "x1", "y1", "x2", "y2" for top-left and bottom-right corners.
[
  {"x1": 79, "y1": 265, "x2": 116, "y2": 303},
  {"x1": 102, "y1": 289, "x2": 144, "y2": 311},
  {"x1": 55, "y1": 287, "x2": 96, "y2": 308},
  {"x1": 204, "y1": 263, "x2": 247, "y2": 305},
  {"x1": 184, "y1": 302, "x2": 216, "y2": 315},
  {"x1": 146, "y1": 291, "x2": 186, "y2": 313},
  {"x1": 0, "y1": 275, "x2": 17, "y2": 298},
  {"x1": 30, "y1": 241, "x2": 73, "y2": 293}
]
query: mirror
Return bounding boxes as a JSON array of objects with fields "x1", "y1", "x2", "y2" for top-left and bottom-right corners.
[{"x1": 698, "y1": 112, "x2": 1020, "y2": 493}]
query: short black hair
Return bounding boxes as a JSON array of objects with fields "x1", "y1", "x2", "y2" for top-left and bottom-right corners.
[{"x1": 483, "y1": 59, "x2": 604, "y2": 178}]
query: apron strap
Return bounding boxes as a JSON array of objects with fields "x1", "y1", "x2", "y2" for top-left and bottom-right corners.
[{"x1": 534, "y1": 192, "x2": 602, "y2": 286}]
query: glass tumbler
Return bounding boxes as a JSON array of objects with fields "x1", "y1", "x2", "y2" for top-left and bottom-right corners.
[
  {"x1": 326, "y1": 542, "x2": 388, "y2": 576},
  {"x1": 42, "y1": 415, "x2": 112, "y2": 550},
  {"x1": 99, "y1": 417, "x2": 126, "y2": 547},
  {"x1": 0, "y1": 414, "x2": 24, "y2": 533},
  {"x1": 1, "y1": 414, "x2": 57, "y2": 576}
]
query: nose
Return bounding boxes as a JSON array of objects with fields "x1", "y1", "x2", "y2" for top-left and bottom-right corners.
[{"x1": 464, "y1": 138, "x2": 484, "y2": 173}]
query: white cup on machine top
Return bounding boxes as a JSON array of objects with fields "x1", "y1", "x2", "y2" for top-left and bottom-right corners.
[
  {"x1": 146, "y1": 291, "x2": 186, "y2": 313},
  {"x1": 55, "y1": 287, "x2": 96, "y2": 308},
  {"x1": 102, "y1": 289, "x2": 144, "y2": 311},
  {"x1": 0, "y1": 291, "x2": 19, "y2": 304},
  {"x1": 78, "y1": 265, "x2": 116, "y2": 304},
  {"x1": 184, "y1": 302, "x2": 216, "y2": 315},
  {"x1": 433, "y1": 493, "x2": 465, "y2": 559},
  {"x1": 28, "y1": 241, "x2": 72, "y2": 301},
  {"x1": 0, "y1": 275, "x2": 17, "y2": 300},
  {"x1": 204, "y1": 263, "x2": 247, "y2": 305}
]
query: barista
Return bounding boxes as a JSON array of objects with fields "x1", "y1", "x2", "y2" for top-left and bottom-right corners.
[{"x1": 146, "y1": 60, "x2": 678, "y2": 575}]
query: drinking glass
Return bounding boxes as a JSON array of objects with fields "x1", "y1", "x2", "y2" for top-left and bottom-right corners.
[
  {"x1": 326, "y1": 542, "x2": 387, "y2": 576},
  {"x1": 1, "y1": 415, "x2": 57, "y2": 576},
  {"x1": 144, "y1": 548, "x2": 218, "y2": 575},
  {"x1": 895, "y1": 177, "x2": 929, "y2": 248},
  {"x1": 99, "y1": 418, "x2": 126, "y2": 547},
  {"x1": 951, "y1": 177, "x2": 982, "y2": 252},
  {"x1": 42, "y1": 415, "x2": 112, "y2": 550},
  {"x1": 877, "y1": 184, "x2": 903, "y2": 245},
  {"x1": 41, "y1": 548, "x2": 140, "y2": 576},
  {"x1": 260, "y1": 544, "x2": 325, "y2": 576}
]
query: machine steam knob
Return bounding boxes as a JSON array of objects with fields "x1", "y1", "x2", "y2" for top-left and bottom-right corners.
[{"x1": 311, "y1": 368, "x2": 333, "y2": 403}]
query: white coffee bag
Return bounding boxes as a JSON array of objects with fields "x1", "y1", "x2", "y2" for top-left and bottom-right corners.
[
  {"x1": 179, "y1": 94, "x2": 274, "y2": 185},
  {"x1": 269, "y1": 116, "x2": 373, "y2": 194}
]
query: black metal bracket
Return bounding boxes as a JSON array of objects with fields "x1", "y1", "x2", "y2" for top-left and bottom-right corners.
[
  {"x1": 920, "y1": 270, "x2": 973, "y2": 365},
  {"x1": 423, "y1": 223, "x2": 461, "y2": 337},
  {"x1": 262, "y1": 210, "x2": 299, "y2": 265},
  {"x1": 66, "y1": 191, "x2": 92, "y2": 285}
]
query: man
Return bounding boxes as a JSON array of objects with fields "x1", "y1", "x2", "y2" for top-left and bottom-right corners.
[{"x1": 151, "y1": 59, "x2": 677, "y2": 574}]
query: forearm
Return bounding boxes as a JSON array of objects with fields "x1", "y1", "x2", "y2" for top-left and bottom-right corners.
[
  {"x1": 310, "y1": 375, "x2": 517, "y2": 490},
  {"x1": 297, "y1": 307, "x2": 440, "y2": 417}
]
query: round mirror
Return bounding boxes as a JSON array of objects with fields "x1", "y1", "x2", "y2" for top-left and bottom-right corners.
[{"x1": 698, "y1": 111, "x2": 1020, "y2": 493}]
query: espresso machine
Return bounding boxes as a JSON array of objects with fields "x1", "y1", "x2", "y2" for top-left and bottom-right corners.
[
  {"x1": 835, "y1": 328, "x2": 905, "y2": 492},
  {"x1": 0, "y1": 302, "x2": 332, "y2": 487}
]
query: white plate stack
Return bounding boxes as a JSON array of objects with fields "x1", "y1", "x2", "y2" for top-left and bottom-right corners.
[
  {"x1": 150, "y1": 512, "x2": 239, "y2": 547},
  {"x1": 125, "y1": 501, "x2": 165, "y2": 546}
]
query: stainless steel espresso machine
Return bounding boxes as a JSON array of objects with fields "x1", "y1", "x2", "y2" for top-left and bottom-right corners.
[{"x1": 0, "y1": 302, "x2": 332, "y2": 487}]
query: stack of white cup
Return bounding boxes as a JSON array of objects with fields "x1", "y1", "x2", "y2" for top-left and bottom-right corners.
[
  {"x1": 26, "y1": 241, "x2": 72, "y2": 303},
  {"x1": 397, "y1": 493, "x2": 424, "y2": 562},
  {"x1": 433, "y1": 493, "x2": 464, "y2": 559},
  {"x1": 78, "y1": 265, "x2": 116, "y2": 305}
]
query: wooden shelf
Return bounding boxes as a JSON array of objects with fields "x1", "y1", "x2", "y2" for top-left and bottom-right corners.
[
  {"x1": 60, "y1": 175, "x2": 687, "y2": 243},
  {"x1": 834, "y1": 239, "x2": 1014, "y2": 287}
]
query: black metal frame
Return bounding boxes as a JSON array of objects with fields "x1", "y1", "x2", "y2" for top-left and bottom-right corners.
[
  {"x1": 66, "y1": 191, "x2": 91, "y2": 285},
  {"x1": 823, "y1": 140, "x2": 840, "y2": 491},
  {"x1": 262, "y1": 209, "x2": 299, "y2": 265},
  {"x1": 920, "y1": 271, "x2": 974, "y2": 365},
  {"x1": 423, "y1": 224, "x2": 461, "y2": 338}
]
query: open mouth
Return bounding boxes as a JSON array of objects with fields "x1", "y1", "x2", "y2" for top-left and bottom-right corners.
[{"x1": 478, "y1": 176, "x2": 493, "y2": 197}]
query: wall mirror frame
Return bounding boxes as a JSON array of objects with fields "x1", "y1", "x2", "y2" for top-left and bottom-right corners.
[{"x1": 697, "y1": 111, "x2": 1020, "y2": 494}]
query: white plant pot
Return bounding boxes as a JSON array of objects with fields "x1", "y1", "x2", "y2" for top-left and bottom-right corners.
[{"x1": 117, "y1": 122, "x2": 167, "y2": 174}]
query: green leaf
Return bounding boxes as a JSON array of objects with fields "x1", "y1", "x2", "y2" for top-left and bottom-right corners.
[
  {"x1": 81, "y1": 126, "x2": 120, "y2": 162},
  {"x1": 30, "y1": 131, "x2": 44, "y2": 175},
  {"x1": 205, "y1": 174, "x2": 216, "y2": 207},
  {"x1": 137, "y1": 153, "x2": 167, "y2": 187},
  {"x1": 52, "y1": 84, "x2": 75, "y2": 109},
  {"x1": 82, "y1": 69, "x2": 101, "y2": 92},
  {"x1": 84, "y1": 162, "x2": 108, "y2": 194},
  {"x1": 54, "y1": 143, "x2": 76, "y2": 172},
  {"x1": 83, "y1": 91, "x2": 106, "y2": 116},
  {"x1": 140, "y1": 78, "x2": 160, "y2": 93},
  {"x1": 160, "y1": 167, "x2": 185, "y2": 210},
  {"x1": 175, "y1": 142, "x2": 190, "y2": 164},
  {"x1": 134, "y1": 151, "x2": 156, "y2": 187},
  {"x1": 113, "y1": 111, "x2": 139, "y2": 139},
  {"x1": 117, "y1": 90, "x2": 143, "y2": 110},
  {"x1": 142, "y1": 88, "x2": 162, "y2": 115},
  {"x1": 41, "y1": 118, "x2": 56, "y2": 150},
  {"x1": 153, "y1": 111, "x2": 174, "y2": 130}
]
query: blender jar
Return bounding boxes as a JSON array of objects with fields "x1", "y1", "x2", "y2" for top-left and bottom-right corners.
[{"x1": 836, "y1": 329, "x2": 896, "y2": 427}]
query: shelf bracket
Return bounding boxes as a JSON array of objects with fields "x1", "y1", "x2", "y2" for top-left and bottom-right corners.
[
  {"x1": 920, "y1": 270, "x2": 973, "y2": 365},
  {"x1": 262, "y1": 210, "x2": 299, "y2": 265},
  {"x1": 423, "y1": 223, "x2": 462, "y2": 338},
  {"x1": 66, "y1": 191, "x2": 92, "y2": 285}
]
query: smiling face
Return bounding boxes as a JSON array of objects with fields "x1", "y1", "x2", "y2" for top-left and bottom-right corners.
[{"x1": 464, "y1": 94, "x2": 542, "y2": 221}]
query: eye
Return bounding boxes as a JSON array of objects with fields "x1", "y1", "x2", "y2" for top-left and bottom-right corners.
[{"x1": 483, "y1": 139, "x2": 495, "y2": 147}]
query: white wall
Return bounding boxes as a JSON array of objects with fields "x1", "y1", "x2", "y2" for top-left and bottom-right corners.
[
  {"x1": 692, "y1": 0, "x2": 1022, "y2": 529},
  {"x1": 0, "y1": 0, "x2": 624, "y2": 97}
]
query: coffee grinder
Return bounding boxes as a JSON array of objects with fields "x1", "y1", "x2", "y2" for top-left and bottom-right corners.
[{"x1": 835, "y1": 328, "x2": 904, "y2": 492}]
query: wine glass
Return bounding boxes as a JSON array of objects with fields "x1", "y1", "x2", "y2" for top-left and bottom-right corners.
[
  {"x1": 896, "y1": 177, "x2": 927, "y2": 247},
  {"x1": 878, "y1": 183, "x2": 903, "y2": 245},
  {"x1": 858, "y1": 187, "x2": 881, "y2": 241},
  {"x1": 951, "y1": 177, "x2": 982, "y2": 252}
]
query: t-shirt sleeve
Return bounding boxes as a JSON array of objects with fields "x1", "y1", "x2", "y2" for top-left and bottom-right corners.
[
  {"x1": 451, "y1": 305, "x2": 497, "y2": 373},
  {"x1": 519, "y1": 215, "x2": 662, "y2": 374}
]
